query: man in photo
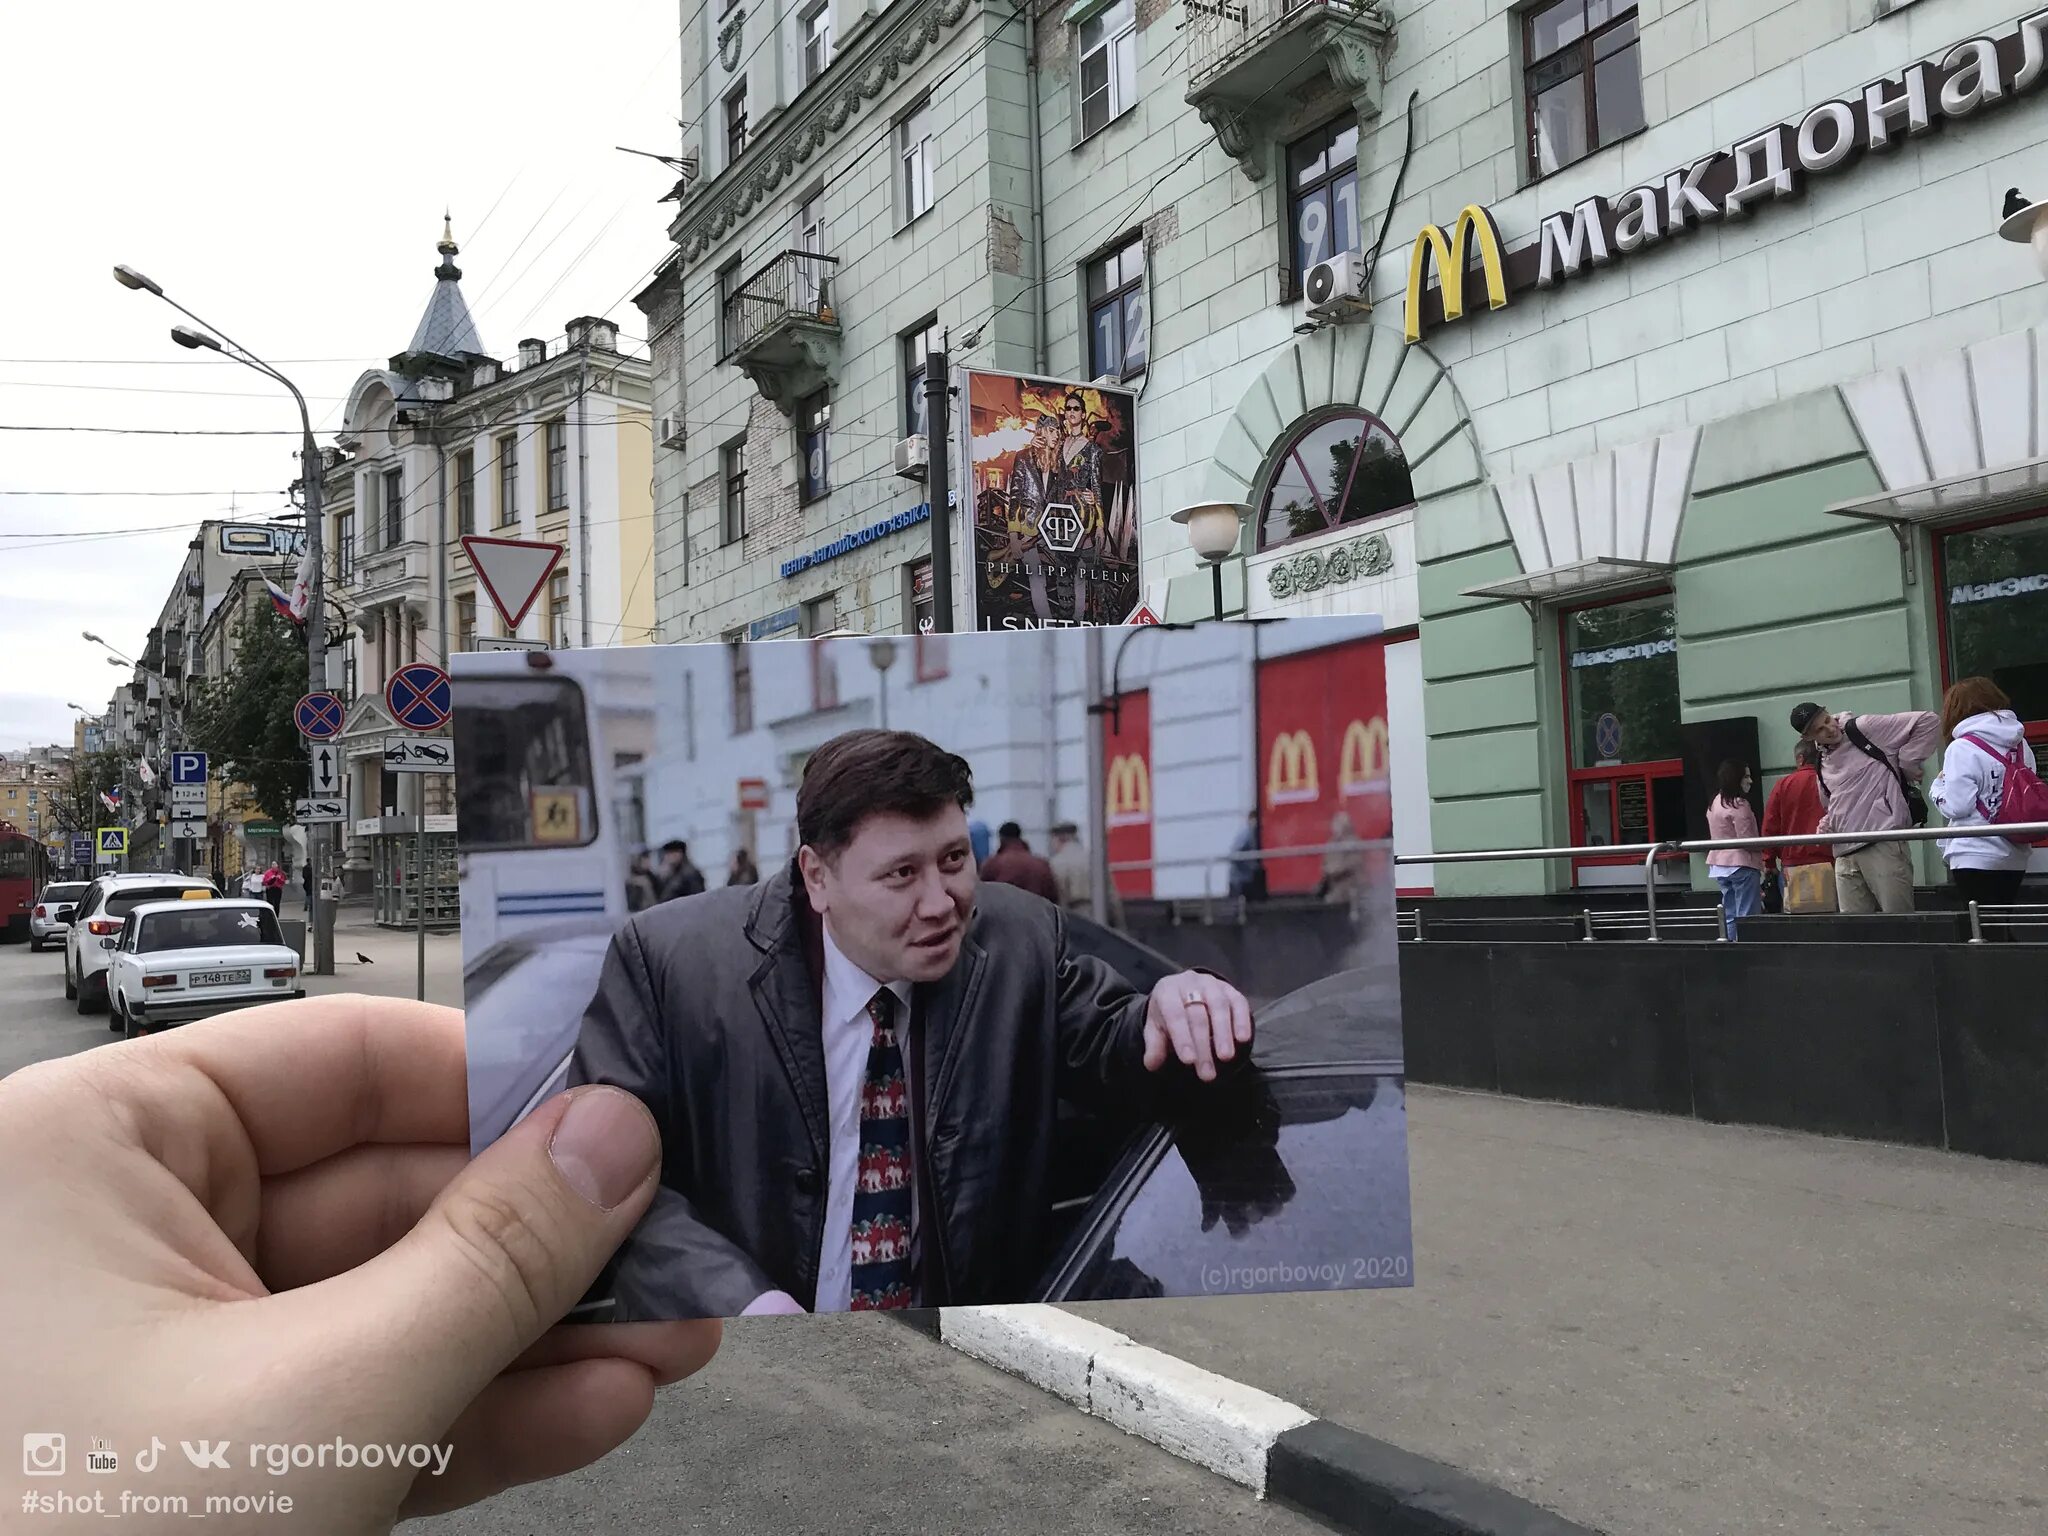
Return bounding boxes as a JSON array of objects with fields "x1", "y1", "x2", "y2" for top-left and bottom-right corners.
[
  {"x1": 569, "y1": 728, "x2": 1254, "y2": 1319},
  {"x1": 979, "y1": 820, "x2": 1059, "y2": 902},
  {"x1": 1790, "y1": 701, "x2": 1941, "y2": 914}
]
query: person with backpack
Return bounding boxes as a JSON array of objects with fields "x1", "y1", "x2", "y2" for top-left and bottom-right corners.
[
  {"x1": 1789, "y1": 700, "x2": 1942, "y2": 914},
  {"x1": 1930, "y1": 676, "x2": 2042, "y2": 915}
]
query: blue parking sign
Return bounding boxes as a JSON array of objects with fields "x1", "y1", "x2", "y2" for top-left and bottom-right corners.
[{"x1": 170, "y1": 751, "x2": 208, "y2": 785}]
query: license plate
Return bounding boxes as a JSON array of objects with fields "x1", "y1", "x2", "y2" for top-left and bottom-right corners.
[{"x1": 191, "y1": 969, "x2": 250, "y2": 988}]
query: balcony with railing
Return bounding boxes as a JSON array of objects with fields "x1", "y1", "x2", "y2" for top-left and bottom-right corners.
[
  {"x1": 1185, "y1": 0, "x2": 1392, "y2": 180},
  {"x1": 721, "y1": 249, "x2": 842, "y2": 416}
]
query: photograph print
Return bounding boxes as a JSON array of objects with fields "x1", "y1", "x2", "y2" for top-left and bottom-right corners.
[{"x1": 453, "y1": 616, "x2": 1411, "y2": 1322}]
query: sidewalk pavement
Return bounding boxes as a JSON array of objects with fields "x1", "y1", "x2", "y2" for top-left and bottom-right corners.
[
  {"x1": 1061, "y1": 1086, "x2": 2048, "y2": 1536},
  {"x1": 300, "y1": 900, "x2": 462, "y2": 1008}
]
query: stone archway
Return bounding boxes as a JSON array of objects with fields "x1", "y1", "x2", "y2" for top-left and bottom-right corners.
[{"x1": 1194, "y1": 322, "x2": 1484, "y2": 518}]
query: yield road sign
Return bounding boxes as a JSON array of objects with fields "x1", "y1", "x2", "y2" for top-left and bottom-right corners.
[
  {"x1": 295, "y1": 798, "x2": 347, "y2": 824},
  {"x1": 385, "y1": 664, "x2": 453, "y2": 732},
  {"x1": 309, "y1": 742, "x2": 343, "y2": 797},
  {"x1": 476, "y1": 635, "x2": 547, "y2": 653},
  {"x1": 462, "y1": 535, "x2": 565, "y2": 631},
  {"x1": 96, "y1": 826, "x2": 126, "y2": 859},
  {"x1": 383, "y1": 735, "x2": 456, "y2": 773},
  {"x1": 170, "y1": 750, "x2": 207, "y2": 785},
  {"x1": 295, "y1": 691, "x2": 346, "y2": 739}
]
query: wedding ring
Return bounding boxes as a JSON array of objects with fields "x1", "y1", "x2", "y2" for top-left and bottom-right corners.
[{"x1": 1184, "y1": 989, "x2": 1205, "y2": 1008}]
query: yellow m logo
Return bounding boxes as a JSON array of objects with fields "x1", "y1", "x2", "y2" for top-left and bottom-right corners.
[
  {"x1": 1339, "y1": 717, "x2": 1389, "y2": 795},
  {"x1": 1404, "y1": 204, "x2": 1510, "y2": 344},
  {"x1": 1266, "y1": 731, "x2": 1320, "y2": 806},
  {"x1": 1106, "y1": 753, "x2": 1151, "y2": 825}
]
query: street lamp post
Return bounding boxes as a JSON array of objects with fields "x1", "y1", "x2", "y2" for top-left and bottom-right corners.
[
  {"x1": 115, "y1": 265, "x2": 333, "y2": 974},
  {"x1": 1170, "y1": 502, "x2": 1252, "y2": 620},
  {"x1": 868, "y1": 637, "x2": 899, "y2": 730}
]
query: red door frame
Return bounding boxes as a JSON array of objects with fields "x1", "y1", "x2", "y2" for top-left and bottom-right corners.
[
  {"x1": 1557, "y1": 589, "x2": 1684, "y2": 876},
  {"x1": 1928, "y1": 507, "x2": 2048, "y2": 747}
]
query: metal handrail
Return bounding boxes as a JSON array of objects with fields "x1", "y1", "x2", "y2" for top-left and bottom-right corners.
[{"x1": 1103, "y1": 824, "x2": 2047, "y2": 943}]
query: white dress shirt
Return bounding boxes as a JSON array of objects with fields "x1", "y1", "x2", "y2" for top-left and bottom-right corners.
[{"x1": 813, "y1": 923, "x2": 917, "y2": 1313}]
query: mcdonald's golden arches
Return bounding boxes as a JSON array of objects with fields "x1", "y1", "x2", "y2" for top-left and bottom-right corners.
[
  {"x1": 1106, "y1": 753, "x2": 1151, "y2": 827},
  {"x1": 1404, "y1": 204, "x2": 1510, "y2": 344},
  {"x1": 1339, "y1": 717, "x2": 1390, "y2": 796},
  {"x1": 1266, "y1": 730, "x2": 1320, "y2": 806}
]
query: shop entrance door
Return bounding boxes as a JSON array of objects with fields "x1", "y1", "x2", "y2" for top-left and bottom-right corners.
[{"x1": 1562, "y1": 591, "x2": 1686, "y2": 885}]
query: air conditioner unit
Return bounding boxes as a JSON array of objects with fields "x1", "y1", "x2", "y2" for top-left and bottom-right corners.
[
  {"x1": 659, "y1": 412, "x2": 687, "y2": 449},
  {"x1": 894, "y1": 434, "x2": 929, "y2": 481},
  {"x1": 1304, "y1": 251, "x2": 1372, "y2": 320}
]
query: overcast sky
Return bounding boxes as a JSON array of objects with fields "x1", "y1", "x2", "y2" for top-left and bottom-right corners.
[{"x1": 0, "y1": 0, "x2": 685, "y2": 755}]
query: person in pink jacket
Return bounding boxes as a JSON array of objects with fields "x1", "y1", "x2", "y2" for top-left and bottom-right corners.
[
  {"x1": 1705, "y1": 761, "x2": 1763, "y2": 940},
  {"x1": 1789, "y1": 701, "x2": 1942, "y2": 914}
]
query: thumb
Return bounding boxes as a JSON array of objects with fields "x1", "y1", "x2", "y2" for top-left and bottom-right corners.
[{"x1": 344, "y1": 1085, "x2": 661, "y2": 1425}]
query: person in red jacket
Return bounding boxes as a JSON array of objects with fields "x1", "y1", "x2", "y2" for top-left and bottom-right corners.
[
  {"x1": 1761, "y1": 739, "x2": 1834, "y2": 913},
  {"x1": 979, "y1": 821, "x2": 1060, "y2": 903}
]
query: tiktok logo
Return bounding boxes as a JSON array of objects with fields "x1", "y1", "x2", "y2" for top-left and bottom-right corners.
[{"x1": 135, "y1": 1437, "x2": 165, "y2": 1473}]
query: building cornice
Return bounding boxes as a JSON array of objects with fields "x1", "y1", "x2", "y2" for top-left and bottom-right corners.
[{"x1": 671, "y1": 0, "x2": 977, "y2": 262}]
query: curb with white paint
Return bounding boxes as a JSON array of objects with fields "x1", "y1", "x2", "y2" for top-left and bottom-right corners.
[{"x1": 936, "y1": 1304, "x2": 1604, "y2": 1536}]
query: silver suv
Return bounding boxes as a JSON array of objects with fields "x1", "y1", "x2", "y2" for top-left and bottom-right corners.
[
  {"x1": 64, "y1": 872, "x2": 218, "y2": 1016},
  {"x1": 29, "y1": 881, "x2": 88, "y2": 951}
]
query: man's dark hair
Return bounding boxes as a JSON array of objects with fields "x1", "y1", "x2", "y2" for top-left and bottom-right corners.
[
  {"x1": 661, "y1": 839, "x2": 687, "y2": 858},
  {"x1": 998, "y1": 820, "x2": 1023, "y2": 841},
  {"x1": 798, "y1": 730, "x2": 974, "y2": 859}
]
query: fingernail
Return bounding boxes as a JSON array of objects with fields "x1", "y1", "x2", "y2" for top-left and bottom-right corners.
[{"x1": 549, "y1": 1087, "x2": 658, "y2": 1210}]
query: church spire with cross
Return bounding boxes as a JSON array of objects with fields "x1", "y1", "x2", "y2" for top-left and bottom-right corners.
[{"x1": 406, "y1": 212, "x2": 485, "y2": 360}]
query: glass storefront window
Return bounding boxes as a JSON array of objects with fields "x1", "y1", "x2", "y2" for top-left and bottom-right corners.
[
  {"x1": 1943, "y1": 515, "x2": 2048, "y2": 728},
  {"x1": 1565, "y1": 594, "x2": 1680, "y2": 767},
  {"x1": 1258, "y1": 410, "x2": 1414, "y2": 551}
]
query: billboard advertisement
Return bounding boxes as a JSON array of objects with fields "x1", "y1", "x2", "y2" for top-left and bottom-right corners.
[
  {"x1": 961, "y1": 369, "x2": 1140, "y2": 630},
  {"x1": 1257, "y1": 637, "x2": 1391, "y2": 896}
]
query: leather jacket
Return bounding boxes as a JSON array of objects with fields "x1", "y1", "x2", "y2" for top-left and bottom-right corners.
[{"x1": 568, "y1": 864, "x2": 1183, "y2": 1320}]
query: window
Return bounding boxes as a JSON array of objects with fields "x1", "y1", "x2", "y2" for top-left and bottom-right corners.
[
  {"x1": 898, "y1": 100, "x2": 933, "y2": 223},
  {"x1": 727, "y1": 631, "x2": 754, "y2": 733},
  {"x1": 717, "y1": 257, "x2": 743, "y2": 358},
  {"x1": 497, "y1": 436, "x2": 519, "y2": 525},
  {"x1": 1287, "y1": 114, "x2": 1360, "y2": 296},
  {"x1": 903, "y1": 318, "x2": 942, "y2": 437},
  {"x1": 382, "y1": 467, "x2": 404, "y2": 548},
  {"x1": 451, "y1": 676, "x2": 598, "y2": 851},
  {"x1": 1940, "y1": 514, "x2": 2048, "y2": 732},
  {"x1": 1562, "y1": 592, "x2": 1685, "y2": 881},
  {"x1": 805, "y1": 594, "x2": 840, "y2": 710},
  {"x1": 796, "y1": 191, "x2": 828, "y2": 313},
  {"x1": 1524, "y1": 0, "x2": 1643, "y2": 180},
  {"x1": 802, "y1": 0, "x2": 833, "y2": 84},
  {"x1": 456, "y1": 593, "x2": 477, "y2": 652},
  {"x1": 334, "y1": 509, "x2": 354, "y2": 580},
  {"x1": 802, "y1": 592, "x2": 838, "y2": 637},
  {"x1": 909, "y1": 559, "x2": 949, "y2": 680},
  {"x1": 1256, "y1": 409, "x2": 1414, "y2": 550},
  {"x1": 455, "y1": 449, "x2": 475, "y2": 535},
  {"x1": 342, "y1": 651, "x2": 358, "y2": 704},
  {"x1": 799, "y1": 391, "x2": 831, "y2": 504},
  {"x1": 548, "y1": 570, "x2": 570, "y2": 649},
  {"x1": 1078, "y1": 0, "x2": 1138, "y2": 139},
  {"x1": 722, "y1": 439, "x2": 748, "y2": 544},
  {"x1": 546, "y1": 419, "x2": 568, "y2": 511},
  {"x1": 1086, "y1": 237, "x2": 1147, "y2": 381},
  {"x1": 726, "y1": 84, "x2": 749, "y2": 164}
]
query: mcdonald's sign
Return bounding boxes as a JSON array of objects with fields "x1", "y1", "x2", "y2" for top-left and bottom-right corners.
[
  {"x1": 1106, "y1": 753, "x2": 1152, "y2": 828},
  {"x1": 1266, "y1": 730, "x2": 1320, "y2": 807},
  {"x1": 1339, "y1": 717, "x2": 1390, "y2": 797},
  {"x1": 1404, "y1": 204, "x2": 1511, "y2": 344}
]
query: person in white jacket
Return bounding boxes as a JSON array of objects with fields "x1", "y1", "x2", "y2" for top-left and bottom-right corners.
[{"x1": 1929, "y1": 676, "x2": 2038, "y2": 910}]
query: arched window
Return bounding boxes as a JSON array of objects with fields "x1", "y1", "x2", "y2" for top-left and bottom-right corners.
[{"x1": 1256, "y1": 409, "x2": 1415, "y2": 551}]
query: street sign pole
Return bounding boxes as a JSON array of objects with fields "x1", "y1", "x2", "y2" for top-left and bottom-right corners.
[
  {"x1": 300, "y1": 430, "x2": 333, "y2": 977},
  {"x1": 416, "y1": 819, "x2": 427, "y2": 1004}
]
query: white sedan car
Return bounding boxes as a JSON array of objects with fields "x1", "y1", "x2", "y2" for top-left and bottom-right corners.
[{"x1": 108, "y1": 899, "x2": 303, "y2": 1037}]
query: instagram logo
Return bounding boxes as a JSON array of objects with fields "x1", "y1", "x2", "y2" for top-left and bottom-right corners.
[{"x1": 22, "y1": 1433, "x2": 65, "y2": 1477}]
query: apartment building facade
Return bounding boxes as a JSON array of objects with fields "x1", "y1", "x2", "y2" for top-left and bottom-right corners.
[{"x1": 648, "y1": 0, "x2": 2048, "y2": 893}]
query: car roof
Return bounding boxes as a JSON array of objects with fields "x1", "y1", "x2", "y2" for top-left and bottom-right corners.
[
  {"x1": 128, "y1": 897, "x2": 273, "y2": 918},
  {"x1": 95, "y1": 872, "x2": 214, "y2": 889}
]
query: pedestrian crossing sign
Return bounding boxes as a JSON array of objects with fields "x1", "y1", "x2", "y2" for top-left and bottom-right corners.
[
  {"x1": 96, "y1": 826, "x2": 126, "y2": 857},
  {"x1": 528, "y1": 788, "x2": 584, "y2": 846}
]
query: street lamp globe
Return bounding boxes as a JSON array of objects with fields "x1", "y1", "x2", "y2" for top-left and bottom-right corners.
[
  {"x1": 868, "y1": 637, "x2": 900, "y2": 674},
  {"x1": 112, "y1": 264, "x2": 163, "y2": 295},
  {"x1": 1170, "y1": 501, "x2": 1251, "y2": 562}
]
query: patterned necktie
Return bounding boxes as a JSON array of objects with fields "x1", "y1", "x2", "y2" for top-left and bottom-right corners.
[{"x1": 849, "y1": 988, "x2": 914, "y2": 1311}]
